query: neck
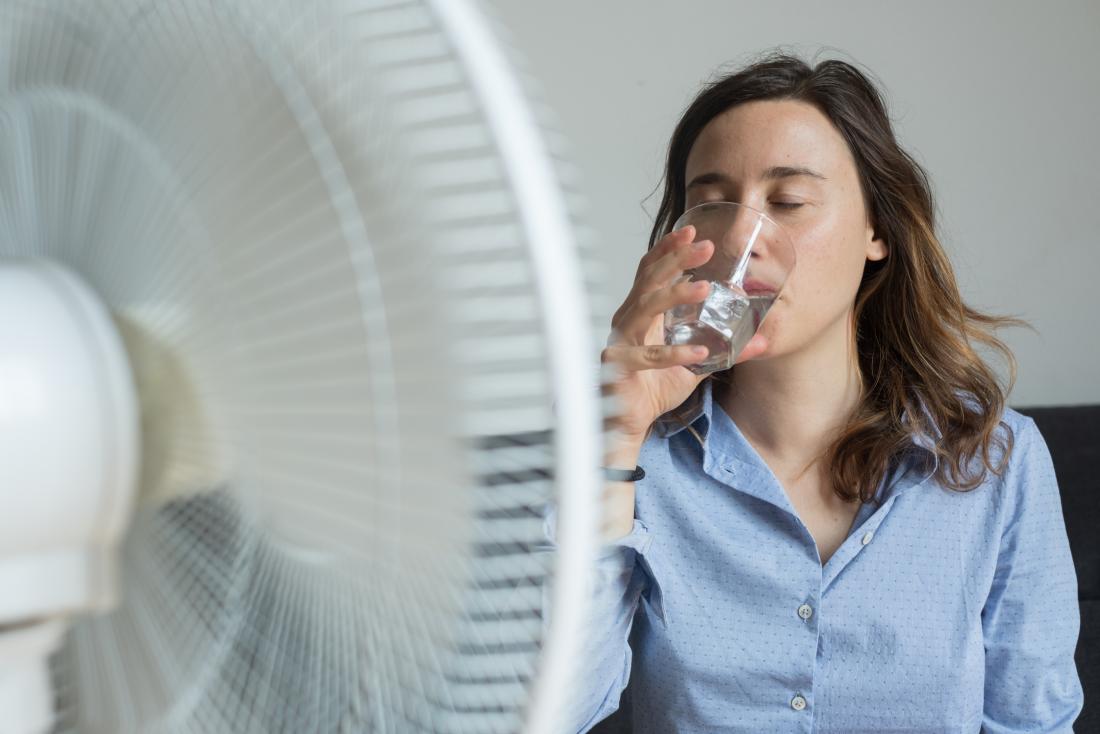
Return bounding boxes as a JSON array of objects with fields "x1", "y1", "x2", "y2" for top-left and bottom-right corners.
[{"x1": 716, "y1": 312, "x2": 864, "y2": 482}]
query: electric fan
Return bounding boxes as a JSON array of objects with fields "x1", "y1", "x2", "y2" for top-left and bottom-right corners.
[{"x1": 0, "y1": 1, "x2": 613, "y2": 732}]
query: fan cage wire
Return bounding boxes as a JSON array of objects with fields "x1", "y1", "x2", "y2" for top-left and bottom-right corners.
[{"x1": 0, "y1": 0, "x2": 614, "y2": 731}]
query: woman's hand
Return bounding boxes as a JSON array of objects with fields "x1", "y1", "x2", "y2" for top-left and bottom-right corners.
[{"x1": 601, "y1": 225, "x2": 768, "y2": 443}]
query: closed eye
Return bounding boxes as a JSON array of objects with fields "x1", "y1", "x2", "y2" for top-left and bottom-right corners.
[{"x1": 770, "y1": 202, "x2": 804, "y2": 210}]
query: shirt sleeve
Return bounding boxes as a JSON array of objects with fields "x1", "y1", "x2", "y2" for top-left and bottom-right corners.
[
  {"x1": 537, "y1": 503, "x2": 665, "y2": 734},
  {"x1": 981, "y1": 417, "x2": 1084, "y2": 733}
]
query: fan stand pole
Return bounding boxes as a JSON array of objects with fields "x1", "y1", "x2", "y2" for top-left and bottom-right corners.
[{"x1": 0, "y1": 619, "x2": 67, "y2": 734}]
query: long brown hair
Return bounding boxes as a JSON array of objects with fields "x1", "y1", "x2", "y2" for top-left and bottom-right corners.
[{"x1": 648, "y1": 51, "x2": 1031, "y2": 503}]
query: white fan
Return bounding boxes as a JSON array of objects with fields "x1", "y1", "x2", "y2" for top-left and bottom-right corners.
[{"x1": 0, "y1": 1, "x2": 612, "y2": 732}]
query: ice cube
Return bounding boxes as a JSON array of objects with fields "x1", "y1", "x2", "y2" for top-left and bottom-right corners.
[{"x1": 702, "y1": 281, "x2": 749, "y2": 328}]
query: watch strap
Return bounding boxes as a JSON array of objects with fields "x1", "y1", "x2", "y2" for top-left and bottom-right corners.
[{"x1": 602, "y1": 465, "x2": 645, "y2": 482}]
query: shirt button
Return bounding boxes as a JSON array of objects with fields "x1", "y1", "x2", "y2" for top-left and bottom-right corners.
[
  {"x1": 797, "y1": 603, "x2": 813, "y2": 621},
  {"x1": 791, "y1": 694, "x2": 807, "y2": 711},
  {"x1": 861, "y1": 530, "x2": 874, "y2": 545}
]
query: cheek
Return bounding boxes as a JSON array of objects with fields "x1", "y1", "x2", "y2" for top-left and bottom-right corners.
[
  {"x1": 780, "y1": 216, "x2": 867, "y2": 304},
  {"x1": 761, "y1": 219, "x2": 867, "y2": 336}
]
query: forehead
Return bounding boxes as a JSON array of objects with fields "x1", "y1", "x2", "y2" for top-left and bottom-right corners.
[{"x1": 685, "y1": 99, "x2": 854, "y2": 181}]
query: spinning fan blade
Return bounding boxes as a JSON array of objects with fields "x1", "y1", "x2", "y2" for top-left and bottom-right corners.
[{"x1": 0, "y1": 0, "x2": 612, "y2": 733}]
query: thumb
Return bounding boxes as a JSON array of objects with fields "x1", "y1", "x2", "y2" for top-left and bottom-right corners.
[{"x1": 734, "y1": 333, "x2": 769, "y2": 364}]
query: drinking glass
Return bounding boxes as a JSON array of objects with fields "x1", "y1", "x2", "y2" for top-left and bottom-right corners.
[{"x1": 664, "y1": 201, "x2": 796, "y2": 374}]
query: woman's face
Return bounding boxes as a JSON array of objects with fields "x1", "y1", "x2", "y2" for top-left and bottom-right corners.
[{"x1": 683, "y1": 99, "x2": 887, "y2": 360}]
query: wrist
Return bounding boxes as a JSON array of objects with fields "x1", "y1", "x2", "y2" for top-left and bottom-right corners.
[{"x1": 606, "y1": 429, "x2": 645, "y2": 468}]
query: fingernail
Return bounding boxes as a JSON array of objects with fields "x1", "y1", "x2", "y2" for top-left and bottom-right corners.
[
  {"x1": 691, "y1": 239, "x2": 709, "y2": 249},
  {"x1": 692, "y1": 346, "x2": 708, "y2": 355}
]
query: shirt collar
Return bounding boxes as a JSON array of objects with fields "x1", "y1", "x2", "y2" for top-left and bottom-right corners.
[
  {"x1": 651, "y1": 377, "x2": 714, "y2": 441},
  {"x1": 654, "y1": 378, "x2": 941, "y2": 471}
]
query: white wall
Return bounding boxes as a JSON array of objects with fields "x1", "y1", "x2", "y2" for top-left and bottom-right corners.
[{"x1": 485, "y1": 0, "x2": 1100, "y2": 406}]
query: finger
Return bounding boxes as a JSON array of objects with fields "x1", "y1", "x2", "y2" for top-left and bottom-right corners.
[
  {"x1": 634, "y1": 225, "x2": 696, "y2": 280},
  {"x1": 636, "y1": 276, "x2": 710, "y2": 322},
  {"x1": 640, "y1": 237, "x2": 714, "y2": 294},
  {"x1": 612, "y1": 228, "x2": 706, "y2": 340},
  {"x1": 734, "y1": 333, "x2": 769, "y2": 364},
  {"x1": 602, "y1": 343, "x2": 709, "y2": 373},
  {"x1": 615, "y1": 277, "x2": 711, "y2": 343}
]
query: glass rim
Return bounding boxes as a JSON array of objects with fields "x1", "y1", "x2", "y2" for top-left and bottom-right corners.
[{"x1": 671, "y1": 200, "x2": 795, "y2": 294}]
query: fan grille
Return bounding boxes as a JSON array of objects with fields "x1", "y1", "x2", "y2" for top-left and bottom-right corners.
[{"x1": 0, "y1": 0, "x2": 611, "y2": 731}]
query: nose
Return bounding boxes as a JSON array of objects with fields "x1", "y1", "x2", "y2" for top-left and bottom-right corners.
[{"x1": 720, "y1": 207, "x2": 771, "y2": 262}]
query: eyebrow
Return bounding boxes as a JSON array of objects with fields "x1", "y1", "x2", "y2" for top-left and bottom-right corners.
[{"x1": 686, "y1": 166, "x2": 827, "y2": 189}]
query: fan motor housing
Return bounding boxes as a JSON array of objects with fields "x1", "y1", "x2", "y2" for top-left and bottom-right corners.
[{"x1": 0, "y1": 259, "x2": 139, "y2": 624}]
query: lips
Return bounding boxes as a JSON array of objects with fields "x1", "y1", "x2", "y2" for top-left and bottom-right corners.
[{"x1": 741, "y1": 277, "x2": 777, "y2": 296}]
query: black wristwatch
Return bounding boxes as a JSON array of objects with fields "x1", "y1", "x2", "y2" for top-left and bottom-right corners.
[{"x1": 602, "y1": 465, "x2": 646, "y2": 482}]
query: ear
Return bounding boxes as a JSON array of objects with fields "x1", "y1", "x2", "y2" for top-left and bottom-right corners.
[{"x1": 865, "y1": 223, "x2": 887, "y2": 262}]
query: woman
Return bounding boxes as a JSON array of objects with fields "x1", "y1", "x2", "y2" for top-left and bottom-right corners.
[{"x1": 565, "y1": 52, "x2": 1083, "y2": 733}]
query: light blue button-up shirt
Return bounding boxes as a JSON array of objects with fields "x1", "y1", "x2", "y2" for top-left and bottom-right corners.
[{"x1": 550, "y1": 378, "x2": 1083, "y2": 733}]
